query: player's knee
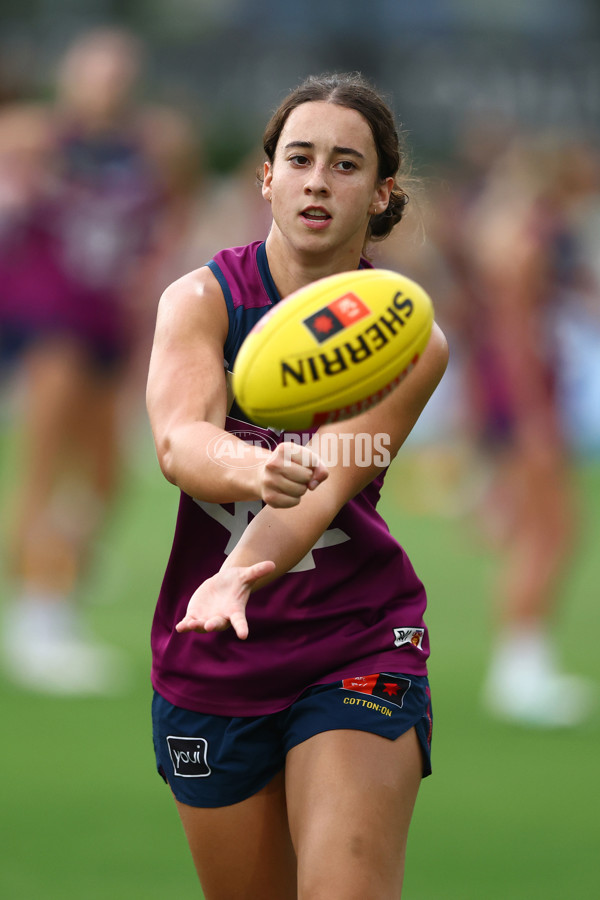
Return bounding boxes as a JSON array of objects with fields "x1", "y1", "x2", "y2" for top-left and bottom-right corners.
[{"x1": 298, "y1": 834, "x2": 404, "y2": 900}]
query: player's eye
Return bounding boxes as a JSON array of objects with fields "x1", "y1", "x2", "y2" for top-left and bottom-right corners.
[
  {"x1": 335, "y1": 160, "x2": 357, "y2": 172},
  {"x1": 289, "y1": 154, "x2": 310, "y2": 167}
]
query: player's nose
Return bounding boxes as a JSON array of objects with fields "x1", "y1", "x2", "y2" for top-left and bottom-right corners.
[{"x1": 304, "y1": 163, "x2": 331, "y2": 195}]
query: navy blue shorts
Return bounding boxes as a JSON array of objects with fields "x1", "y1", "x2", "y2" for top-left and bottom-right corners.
[{"x1": 152, "y1": 673, "x2": 433, "y2": 808}]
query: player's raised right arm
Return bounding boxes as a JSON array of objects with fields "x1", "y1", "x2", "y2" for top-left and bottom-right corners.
[{"x1": 146, "y1": 267, "x2": 327, "y2": 506}]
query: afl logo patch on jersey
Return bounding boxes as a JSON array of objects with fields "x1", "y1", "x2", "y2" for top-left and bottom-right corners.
[
  {"x1": 167, "y1": 736, "x2": 211, "y2": 777},
  {"x1": 393, "y1": 627, "x2": 425, "y2": 649}
]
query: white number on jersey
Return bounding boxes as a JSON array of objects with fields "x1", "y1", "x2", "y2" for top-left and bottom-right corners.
[{"x1": 194, "y1": 499, "x2": 350, "y2": 571}]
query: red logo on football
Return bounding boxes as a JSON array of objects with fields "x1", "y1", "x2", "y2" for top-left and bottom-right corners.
[
  {"x1": 330, "y1": 292, "x2": 370, "y2": 325},
  {"x1": 313, "y1": 314, "x2": 336, "y2": 334}
]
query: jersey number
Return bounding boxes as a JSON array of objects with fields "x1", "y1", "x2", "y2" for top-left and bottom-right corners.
[{"x1": 194, "y1": 499, "x2": 350, "y2": 572}]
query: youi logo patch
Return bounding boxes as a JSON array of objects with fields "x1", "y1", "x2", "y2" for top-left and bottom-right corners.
[{"x1": 167, "y1": 736, "x2": 211, "y2": 778}]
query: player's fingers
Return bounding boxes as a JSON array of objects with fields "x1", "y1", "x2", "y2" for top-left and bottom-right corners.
[
  {"x1": 266, "y1": 466, "x2": 310, "y2": 490},
  {"x1": 261, "y1": 473, "x2": 310, "y2": 508},
  {"x1": 262, "y1": 490, "x2": 303, "y2": 509},
  {"x1": 202, "y1": 615, "x2": 230, "y2": 632},
  {"x1": 279, "y1": 442, "x2": 325, "y2": 471},
  {"x1": 243, "y1": 560, "x2": 276, "y2": 584},
  {"x1": 282, "y1": 443, "x2": 329, "y2": 490},
  {"x1": 307, "y1": 458, "x2": 329, "y2": 489},
  {"x1": 266, "y1": 456, "x2": 314, "y2": 487},
  {"x1": 176, "y1": 615, "x2": 206, "y2": 633},
  {"x1": 229, "y1": 610, "x2": 249, "y2": 640}
]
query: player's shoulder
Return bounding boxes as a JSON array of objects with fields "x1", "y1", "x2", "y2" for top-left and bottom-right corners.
[
  {"x1": 162, "y1": 241, "x2": 259, "y2": 302},
  {"x1": 210, "y1": 240, "x2": 262, "y2": 270},
  {"x1": 161, "y1": 262, "x2": 223, "y2": 308},
  {"x1": 157, "y1": 261, "x2": 231, "y2": 342}
]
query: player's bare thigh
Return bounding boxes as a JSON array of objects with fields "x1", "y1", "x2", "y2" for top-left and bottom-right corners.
[
  {"x1": 175, "y1": 769, "x2": 297, "y2": 900},
  {"x1": 285, "y1": 727, "x2": 423, "y2": 900}
]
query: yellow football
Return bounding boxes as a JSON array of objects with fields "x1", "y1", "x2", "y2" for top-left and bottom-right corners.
[{"x1": 233, "y1": 268, "x2": 434, "y2": 431}]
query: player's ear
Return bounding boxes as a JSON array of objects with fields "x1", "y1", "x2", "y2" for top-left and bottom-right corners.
[
  {"x1": 370, "y1": 176, "x2": 394, "y2": 215},
  {"x1": 262, "y1": 162, "x2": 273, "y2": 202}
]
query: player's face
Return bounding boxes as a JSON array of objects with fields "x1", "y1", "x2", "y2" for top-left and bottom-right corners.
[
  {"x1": 59, "y1": 39, "x2": 140, "y2": 117},
  {"x1": 263, "y1": 101, "x2": 393, "y2": 262}
]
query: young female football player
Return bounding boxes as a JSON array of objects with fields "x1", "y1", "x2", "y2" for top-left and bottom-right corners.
[{"x1": 147, "y1": 72, "x2": 448, "y2": 899}]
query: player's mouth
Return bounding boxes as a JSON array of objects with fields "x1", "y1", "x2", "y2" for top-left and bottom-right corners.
[{"x1": 300, "y1": 206, "x2": 332, "y2": 229}]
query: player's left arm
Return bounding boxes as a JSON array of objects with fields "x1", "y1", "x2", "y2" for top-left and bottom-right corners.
[
  {"x1": 234, "y1": 322, "x2": 448, "y2": 575},
  {"x1": 177, "y1": 324, "x2": 448, "y2": 637}
]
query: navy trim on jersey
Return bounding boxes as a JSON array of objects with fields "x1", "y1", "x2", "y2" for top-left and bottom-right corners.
[
  {"x1": 206, "y1": 259, "x2": 235, "y2": 322},
  {"x1": 210, "y1": 242, "x2": 372, "y2": 372},
  {"x1": 256, "y1": 241, "x2": 281, "y2": 305},
  {"x1": 209, "y1": 244, "x2": 279, "y2": 370}
]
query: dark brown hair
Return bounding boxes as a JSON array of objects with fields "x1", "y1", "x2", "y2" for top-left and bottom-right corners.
[{"x1": 260, "y1": 72, "x2": 409, "y2": 243}]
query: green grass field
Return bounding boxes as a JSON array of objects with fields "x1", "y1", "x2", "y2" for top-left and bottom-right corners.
[{"x1": 1, "y1": 431, "x2": 599, "y2": 899}]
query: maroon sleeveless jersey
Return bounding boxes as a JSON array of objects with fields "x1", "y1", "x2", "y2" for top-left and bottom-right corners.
[{"x1": 151, "y1": 241, "x2": 430, "y2": 715}]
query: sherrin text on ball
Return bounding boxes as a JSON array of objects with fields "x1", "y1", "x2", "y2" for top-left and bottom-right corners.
[{"x1": 233, "y1": 268, "x2": 434, "y2": 430}]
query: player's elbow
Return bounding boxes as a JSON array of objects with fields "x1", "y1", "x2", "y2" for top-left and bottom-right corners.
[
  {"x1": 153, "y1": 431, "x2": 179, "y2": 486},
  {"x1": 428, "y1": 322, "x2": 450, "y2": 384}
]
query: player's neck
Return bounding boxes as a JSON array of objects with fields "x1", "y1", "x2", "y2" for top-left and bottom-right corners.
[{"x1": 265, "y1": 231, "x2": 363, "y2": 300}]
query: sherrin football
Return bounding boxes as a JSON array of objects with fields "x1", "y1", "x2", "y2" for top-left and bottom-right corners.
[{"x1": 233, "y1": 268, "x2": 434, "y2": 431}]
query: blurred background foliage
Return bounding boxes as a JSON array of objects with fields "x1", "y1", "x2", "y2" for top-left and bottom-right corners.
[{"x1": 2, "y1": 0, "x2": 600, "y2": 172}]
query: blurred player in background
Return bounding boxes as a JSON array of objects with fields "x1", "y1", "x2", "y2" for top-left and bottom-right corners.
[
  {"x1": 0, "y1": 27, "x2": 198, "y2": 694},
  {"x1": 448, "y1": 133, "x2": 599, "y2": 727},
  {"x1": 147, "y1": 72, "x2": 448, "y2": 898}
]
